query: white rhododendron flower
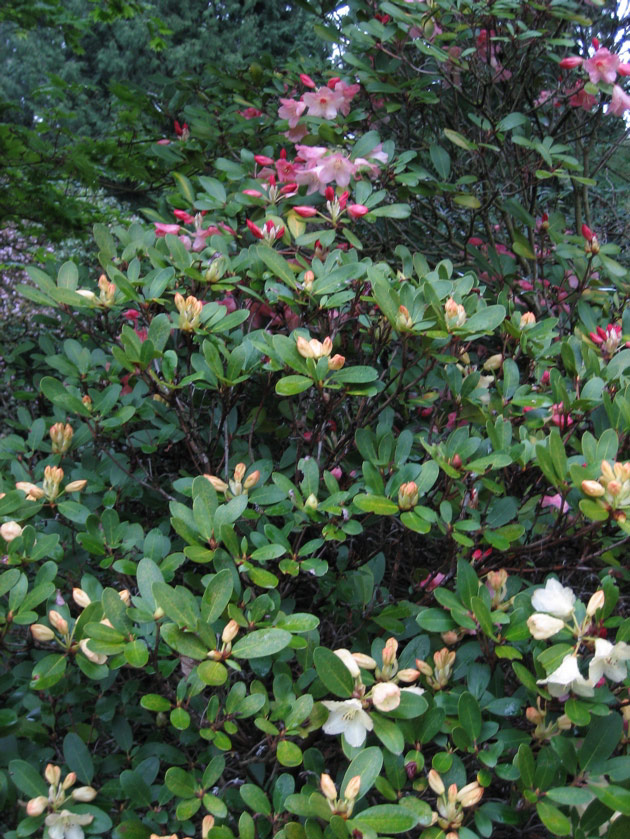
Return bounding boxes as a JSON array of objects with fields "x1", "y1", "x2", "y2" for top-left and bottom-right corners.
[
  {"x1": 527, "y1": 613, "x2": 565, "y2": 639},
  {"x1": 537, "y1": 654, "x2": 594, "y2": 697},
  {"x1": 45, "y1": 810, "x2": 94, "y2": 839},
  {"x1": 531, "y1": 578, "x2": 576, "y2": 619},
  {"x1": 322, "y1": 699, "x2": 373, "y2": 747},
  {"x1": 588, "y1": 639, "x2": 630, "y2": 684}
]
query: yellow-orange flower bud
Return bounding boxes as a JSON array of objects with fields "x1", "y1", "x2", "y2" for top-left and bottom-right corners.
[
  {"x1": 328, "y1": 354, "x2": 345, "y2": 371},
  {"x1": 45, "y1": 764, "x2": 61, "y2": 786},
  {"x1": 398, "y1": 481, "x2": 418, "y2": 510},
  {"x1": 586, "y1": 590, "x2": 605, "y2": 617},
  {"x1": 72, "y1": 786, "x2": 97, "y2": 802},
  {"x1": 243, "y1": 470, "x2": 260, "y2": 490},
  {"x1": 26, "y1": 796, "x2": 48, "y2": 816},
  {"x1": 72, "y1": 588, "x2": 91, "y2": 609},
  {"x1": 50, "y1": 422, "x2": 73, "y2": 454},
  {"x1": 320, "y1": 773, "x2": 337, "y2": 801},
  {"x1": 520, "y1": 312, "x2": 536, "y2": 328},
  {"x1": 445, "y1": 298, "x2": 466, "y2": 329},
  {"x1": 221, "y1": 619, "x2": 239, "y2": 644},
  {"x1": 345, "y1": 775, "x2": 361, "y2": 801},
  {"x1": 65, "y1": 479, "x2": 87, "y2": 493},
  {"x1": 204, "y1": 474, "x2": 229, "y2": 493},
  {"x1": 581, "y1": 480, "x2": 605, "y2": 498},
  {"x1": 16, "y1": 481, "x2": 45, "y2": 500},
  {"x1": 98, "y1": 274, "x2": 117, "y2": 306},
  {"x1": 79, "y1": 639, "x2": 107, "y2": 665}
]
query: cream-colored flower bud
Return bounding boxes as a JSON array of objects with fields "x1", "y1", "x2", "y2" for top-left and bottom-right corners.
[
  {"x1": 65, "y1": 479, "x2": 87, "y2": 493},
  {"x1": 328, "y1": 354, "x2": 345, "y2": 371},
  {"x1": 16, "y1": 481, "x2": 45, "y2": 500},
  {"x1": 76, "y1": 289, "x2": 96, "y2": 301},
  {"x1": 608, "y1": 480, "x2": 622, "y2": 497},
  {"x1": 82, "y1": 395, "x2": 92, "y2": 408},
  {"x1": 557, "y1": 714, "x2": 572, "y2": 730},
  {"x1": 73, "y1": 588, "x2": 91, "y2": 608},
  {"x1": 415, "y1": 659, "x2": 434, "y2": 677},
  {"x1": 352, "y1": 653, "x2": 377, "y2": 670},
  {"x1": 62, "y1": 771, "x2": 77, "y2": 790},
  {"x1": 398, "y1": 481, "x2": 418, "y2": 511},
  {"x1": 72, "y1": 786, "x2": 97, "y2": 802},
  {"x1": 457, "y1": 782, "x2": 483, "y2": 807},
  {"x1": 153, "y1": 607, "x2": 165, "y2": 620},
  {"x1": 445, "y1": 298, "x2": 466, "y2": 329},
  {"x1": 43, "y1": 465, "x2": 64, "y2": 501},
  {"x1": 344, "y1": 775, "x2": 361, "y2": 801},
  {"x1": 487, "y1": 569, "x2": 508, "y2": 593},
  {"x1": 334, "y1": 648, "x2": 361, "y2": 679},
  {"x1": 527, "y1": 613, "x2": 565, "y2": 639},
  {"x1": 320, "y1": 773, "x2": 337, "y2": 801},
  {"x1": 296, "y1": 335, "x2": 316, "y2": 358},
  {"x1": 26, "y1": 795, "x2": 49, "y2": 816},
  {"x1": 0, "y1": 521, "x2": 23, "y2": 542},
  {"x1": 382, "y1": 637, "x2": 398, "y2": 667},
  {"x1": 586, "y1": 590, "x2": 605, "y2": 618},
  {"x1": 233, "y1": 463, "x2": 246, "y2": 483},
  {"x1": 395, "y1": 305, "x2": 413, "y2": 331},
  {"x1": 48, "y1": 610, "x2": 68, "y2": 635},
  {"x1": 174, "y1": 293, "x2": 203, "y2": 331},
  {"x1": 98, "y1": 274, "x2": 117, "y2": 306},
  {"x1": 371, "y1": 681, "x2": 401, "y2": 712},
  {"x1": 581, "y1": 480, "x2": 605, "y2": 498},
  {"x1": 100, "y1": 618, "x2": 114, "y2": 629},
  {"x1": 202, "y1": 816, "x2": 215, "y2": 839},
  {"x1": 601, "y1": 460, "x2": 615, "y2": 482},
  {"x1": 397, "y1": 668, "x2": 421, "y2": 683},
  {"x1": 441, "y1": 630, "x2": 460, "y2": 646},
  {"x1": 31, "y1": 623, "x2": 56, "y2": 642},
  {"x1": 520, "y1": 312, "x2": 536, "y2": 329},
  {"x1": 304, "y1": 493, "x2": 318, "y2": 512},
  {"x1": 204, "y1": 474, "x2": 229, "y2": 493},
  {"x1": 50, "y1": 422, "x2": 73, "y2": 454},
  {"x1": 526, "y1": 706, "x2": 544, "y2": 725},
  {"x1": 45, "y1": 764, "x2": 61, "y2": 786},
  {"x1": 483, "y1": 354, "x2": 503, "y2": 371},
  {"x1": 222, "y1": 619, "x2": 239, "y2": 644},
  {"x1": 303, "y1": 270, "x2": 315, "y2": 292},
  {"x1": 428, "y1": 769, "x2": 445, "y2": 796},
  {"x1": 79, "y1": 639, "x2": 107, "y2": 665},
  {"x1": 243, "y1": 470, "x2": 260, "y2": 490},
  {"x1": 118, "y1": 589, "x2": 131, "y2": 605}
]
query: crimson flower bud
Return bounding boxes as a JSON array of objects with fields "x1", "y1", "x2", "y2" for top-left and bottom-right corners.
[
  {"x1": 300, "y1": 73, "x2": 316, "y2": 88},
  {"x1": 559, "y1": 56, "x2": 583, "y2": 69},
  {"x1": 347, "y1": 204, "x2": 369, "y2": 219},
  {"x1": 254, "y1": 154, "x2": 274, "y2": 165},
  {"x1": 246, "y1": 219, "x2": 264, "y2": 239},
  {"x1": 294, "y1": 206, "x2": 318, "y2": 217}
]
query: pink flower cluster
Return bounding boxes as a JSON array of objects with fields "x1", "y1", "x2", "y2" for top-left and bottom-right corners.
[
  {"x1": 589, "y1": 323, "x2": 622, "y2": 355},
  {"x1": 278, "y1": 76, "x2": 360, "y2": 141},
  {"x1": 154, "y1": 212, "x2": 236, "y2": 252},
  {"x1": 254, "y1": 144, "x2": 388, "y2": 196},
  {"x1": 559, "y1": 43, "x2": 630, "y2": 116}
]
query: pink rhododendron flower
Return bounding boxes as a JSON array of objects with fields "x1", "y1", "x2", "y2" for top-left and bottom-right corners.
[
  {"x1": 318, "y1": 154, "x2": 357, "y2": 187},
  {"x1": 284, "y1": 124, "x2": 309, "y2": 143},
  {"x1": 542, "y1": 494, "x2": 571, "y2": 514},
  {"x1": 276, "y1": 159, "x2": 298, "y2": 182},
  {"x1": 332, "y1": 80, "x2": 360, "y2": 115},
  {"x1": 619, "y1": 63, "x2": 630, "y2": 76},
  {"x1": 278, "y1": 98, "x2": 307, "y2": 128},
  {"x1": 584, "y1": 48, "x2": 620, "y2": 84},
  {"x1": 608, "y1": 84, "x2": 630, "y2": 116},
  {"x1": 590, "y1": 323, "x2": 622, "y2": 354},
  {"x1": 419, "y1": 572, "x2": 446, "y2": 591},
  {"x1": 123, "y1": 309, "x2": 141, "y2": 324},
  {"x1": 567, "y1": 82, "x2": 597, "y2": 110},
  {"x1": 154, "y1": 223, "x2": 181, "y2": 236},
  {"x1": 330, "y1": 467, "x2": 343, "y2": 480},
  {"x1": 302, "y1": 86, "x2": 346, "y2": 120},
  {"x1": 173, "y1": 209, "x2": 195, "y2": 224}
]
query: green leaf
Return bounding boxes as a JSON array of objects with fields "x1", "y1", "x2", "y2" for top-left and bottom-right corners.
[
  {"x1": 152, "y1": 582, "x2": 200, "y2": 630},
  {"x1": 367, "y1": 203, "x2": 411, "y2": 219},
  {"x1": 173, "y1": 171, "x2": 196, "y2": 204},
  {"x1": 202, "y1": 569, "x2": 234, "y2": 623},
  {"x1": 231, "y1": 628, "x2": 292, "y2": 659},
  {"x1": 588, "y1": 784, "x2": 630, "y2": 815},
  {"x1": 63, "y1": 732, "x2": 94, "y2": 784},
  {"x1": 353, "y1": 804, "x2": 419, "y2": 834},
  {"x1": 241, "y1": 784, "x2": 272, "y2": 816},
  {"x1": 578, "y1": 713, "x2": 622, "y2": 773},
  {"x1": 40, "y1": 376, "x2": 91, "y2": 416},
  {"x1": 30, "y1": 653, "x2": 66, "y2": 690},
  {"x1": 140, "y1": 694, "x2": 171, "y2": 712},
  {"x1": 536, "y1": 800, "x2": 571, "y2": 836},
  {"x1": 9, "y1": 759, "x2": 48, "y2": 798},
  {"x1": 353, "y1": 494, "x2": 399, "y2": 515},
  {"x1": 197, "y1": 661, "x2": 228, "y2": 686},
  {"x1": 471, "y1": 596, "x2": 497, "y2": 639},
  {"x1": 372, "y1": 712, "x2": 404, "y2": 754},
  {"x1": 430, "y1": 144, "x2": 451, "y2": 179},
  {"x1": 313, "y1": 647, "x2": 354, "y2": 698},
  {"x1": 443, "y1": 128, "x2": 476, "y2": 150},
  {"x1": 256, "y1": 245, "x2": 297, "y2": 289},
  {"x1": 276, "y1": 375, "x2": 313, "y2": 396},
  {"x1": 277, "y1": 740, "x2": 303, "y2": 767},
  {"x1": 453, "y1": 194, "x2": 481, "y2": 209},
  {"x1": 341, "y1": 747, "x2": 383, "y2": 800},
  {"x1": 515, "y1": 743, "x2": 535, "y2": 789},
  {"x1": 165, "y1": 767, "x2": 197, "y2": 799},
  {"x1": 458, "y1": 692, "x2": 482, "y2": 741},
  {"x1": 464, "y1": 305, "x2": 506, "y2": 334},
  {"x1": 125, "y1": 639, "x2": 149, "y2": 668}
]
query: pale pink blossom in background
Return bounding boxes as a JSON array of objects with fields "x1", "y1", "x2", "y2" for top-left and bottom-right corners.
[
  {"x1": 154, "y1": 223, "x2": 181, "y2": 236},
  {"x1": 278, "y1": 98, "x2": 307, "y2": 128},
  {"x1": 608, "y1": 84, "x2": 630, "y2": 116},
  {"x1": 317, "y1": 154, "x2": 357, "y2": 187},
  {"x1": 584, "y1": 47, "x2": 620, "y2": 84},
  {"x1": 541, "y1": 494, "x2": 570, "y2": 514}
]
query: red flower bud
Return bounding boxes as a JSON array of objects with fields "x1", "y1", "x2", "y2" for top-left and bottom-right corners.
[
  {"x1": 559, "y1": 56, "x2": 583, "y2": 69},
  {"x1": 294, "y1": 206, "x2": 318, "y2": 217},
  {"x1": 325, "y1": 186, "x2": 335, "y2": 202},
  {"x1": 254, "y1": 154, "x2": 274, "y2": 165},
  {"x1": 581, "y1": 223, "x2": 594, "y2": 242},
  {"x1": 300, "y1": 73, "x2": 316, "y2": 88},
  {"x1": 327, "y1": 77, "x2": 341, "y2": 89},
  {"x1": 347, "y1": 204, "x2": 369, "y2": 219},
  {"x1": 246, "y1": 219, "x2": 264, "y2": 239},
  {"x1": 592, "y1": 37, "x2": 600, "y2": 49}
]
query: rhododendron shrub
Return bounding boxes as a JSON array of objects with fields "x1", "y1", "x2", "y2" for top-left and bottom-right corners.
[{"x1": 3, "y1": 2, "x2": 630, "y2": 839}]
